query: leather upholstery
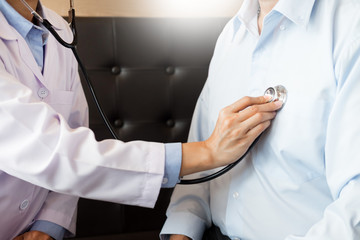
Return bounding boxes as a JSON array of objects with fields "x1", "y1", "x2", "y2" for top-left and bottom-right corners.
[{"x1": 70, "y1": 17, "x2": 229, "y2": 239}]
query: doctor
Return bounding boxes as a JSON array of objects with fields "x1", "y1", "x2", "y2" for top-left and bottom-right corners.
[{"x1": 0, "y1": 0, "x2": 282, "y2": 239}]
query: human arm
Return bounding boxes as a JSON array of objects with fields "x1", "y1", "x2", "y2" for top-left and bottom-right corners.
[
  {"x1": 180, "y1": 95, "x2": 280, "y2": 176},
  {"x1": 27, "y1": 56, "x2": 88, "y2": 238},
  {"x1": 162, "y1": 93, "x2": 280, "y2": 187},
  {"x1": 284, "y1": 34, "x2": 360, "y2": 239},
  {"x1": 161, "y1": 79, "x2": 281, "y2": 239},
  {"x1": 0, "y1": 65, "x2": 279, "y2": 210}
]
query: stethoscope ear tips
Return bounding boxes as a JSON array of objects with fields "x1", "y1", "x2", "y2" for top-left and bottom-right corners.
[{"x1": 264, "y1": 85, "x2": 287, "y2": 106}]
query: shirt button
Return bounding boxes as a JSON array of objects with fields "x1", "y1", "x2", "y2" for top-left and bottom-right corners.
[
  {"x1": 38, "y1": 87, "x2": 49, "y2": 99},
  {"x1": 279, "y1": 25, "x2": 286, "y2": 31},
  {"x1": 162, "y1": 177, "x2": 169, "y2": 184},
  {"x1": 232, "y1": 192, "x2": 239, "y2": 199},
  {"x1": 20, "y1": 199, "x2": 29, "y2": 210}
]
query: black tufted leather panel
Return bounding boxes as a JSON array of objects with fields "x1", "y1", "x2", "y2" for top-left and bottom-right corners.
[{"x1": 70, "y1": 17, "x2": 229, "y2": 239}]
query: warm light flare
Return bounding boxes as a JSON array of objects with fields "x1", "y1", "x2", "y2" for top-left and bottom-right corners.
[{"x1": 42, "y1": 0, "x2": 243, "y2": 17}]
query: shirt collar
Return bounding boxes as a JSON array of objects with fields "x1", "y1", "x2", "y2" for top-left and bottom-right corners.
[
  {"x1": 237, "y1": 0, "x2": 259, "y2": 27},
  {"x1": 233, "y1": 0, "x2": 316, "y2": 36},
  {"x1": 0, "y1": 0, "x2": 46, "y2": 39},
  {"x1": 274, "y1": 0, "x2": 316, "y2": 27},
  {"x1": 0, "y1": 0, "x2": 33, "y2": 40},
  {"x1": 0, "y1": 0, "x2": 65, "y2": 41}
]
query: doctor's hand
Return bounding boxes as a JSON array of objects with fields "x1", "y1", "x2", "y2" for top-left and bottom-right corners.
[
  {"x1": 180, "y1": 95, "x2": 282, "y2": 176},
  {"x1": 13, "y1": 231, "x2": 54, "y2": 240}
]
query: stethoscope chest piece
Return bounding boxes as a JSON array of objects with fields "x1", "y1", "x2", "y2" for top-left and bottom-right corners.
[{"x1": 264, "y1": 85, "x2": 287, "y2": 106}]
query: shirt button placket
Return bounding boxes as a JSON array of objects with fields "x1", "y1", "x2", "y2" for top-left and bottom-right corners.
[
  {"x1": 162, "y1": 177, "x2": 169, "y2": 184},
  {"x1": 232, "y1": 192, "x2": 239, "y2": 199}
]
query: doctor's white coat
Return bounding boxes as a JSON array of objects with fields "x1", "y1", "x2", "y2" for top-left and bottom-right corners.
[{"x1": 0, "y1": 6, "x2": 165, "y2": 239}]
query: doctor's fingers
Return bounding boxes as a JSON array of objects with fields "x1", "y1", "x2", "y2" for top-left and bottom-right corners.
[
  {"x1": 225, "y1": 95, "x2": 273, "y2": 114},
  {"x1": 235, "y1": 111, "x2": 276, "y2": 136},
  {"x1": 245, "y1": 119, "x2": 271, "y2": 141},
  {"x1": 235, "y1": 100, "x2": 282, "y2": 123}
]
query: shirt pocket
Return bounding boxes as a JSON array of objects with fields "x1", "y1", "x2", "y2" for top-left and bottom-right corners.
[{"x1": 48, "y1": 90, "x2": 75, "y2": 121}]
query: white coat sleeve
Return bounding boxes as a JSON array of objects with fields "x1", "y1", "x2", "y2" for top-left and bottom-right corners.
[
  {"x1": 33, "y1": 71, "x2": 88, "y2": 235},
  {"x1": 0, "y1": 69, "x2": 165, "y2": 208},
  {"x1": 285, "y1": 36, "x2": 360, "y2": 239}
]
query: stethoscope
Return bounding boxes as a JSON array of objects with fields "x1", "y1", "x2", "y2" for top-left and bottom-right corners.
[
  {"x1": 20, "y1": 0, "x2": 118, "y2": 141},
  {"x1": 20, "y1": 0, "x2": 287, "y2": 185},
  {"x1": 180, "y1": 85, "x2": 287, "y2": 184}
]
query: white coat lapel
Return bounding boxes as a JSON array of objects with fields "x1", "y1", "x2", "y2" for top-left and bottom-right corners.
[
  {"x1": 16, "y1": 36, "x2": 48, "y2": 88},
  {"x1": 41, "y1": 6, "x2": 71, "y2": 85},
  {"x1": 0, "y1": 12, "x2": 48, "y2": 88}
]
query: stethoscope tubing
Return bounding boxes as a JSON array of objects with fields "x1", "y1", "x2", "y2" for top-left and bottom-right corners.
[
  {"x1": 26, "y1": 4, "x2": 254, "y2": 185},
  {"x1": 42, "y1": 11, "x2": 78, "y2": 49},
  {"x1": 179, "y1": 136, "x2": 261, "y2": 184}
]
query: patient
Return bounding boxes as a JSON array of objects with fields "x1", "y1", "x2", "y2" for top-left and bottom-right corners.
[{"x1": 161, "y1": 0, "x2": 360, "y2": 239}]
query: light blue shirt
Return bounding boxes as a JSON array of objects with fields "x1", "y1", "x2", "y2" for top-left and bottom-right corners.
[
  {"x1": 162, "y1": 0, "x2": 360, "y2": 239},
  {"x1": 0, "y1": 0, "x2": 47, "y2": 70}
]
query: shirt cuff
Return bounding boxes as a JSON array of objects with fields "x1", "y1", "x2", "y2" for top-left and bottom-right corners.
[
  {"x1": 163, "y1": 142, "x2": 182, "y2": 188},
  {"x1": 30, "y1": 220, "x2": 66, "y2": 240}
]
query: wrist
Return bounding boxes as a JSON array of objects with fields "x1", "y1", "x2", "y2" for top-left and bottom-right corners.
[
  {"x1": 30, "y1": 220, "x2": 65, "y2": 240},
  {"x1": 180, "y1": 141, "x2": 212, "y2": 176}
]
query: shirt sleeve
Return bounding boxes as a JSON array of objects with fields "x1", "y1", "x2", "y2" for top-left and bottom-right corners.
[
  {"x1": 33, "y1": 192, "x2": 78, "y2": 237},
  {"x1": 163, "y1": 143, "x2": 182, "y2": 188},
  {"x1": 30, "y1": 220, "x2": 66, "y2": 240},
  {"x1": 285, "y1": 34, "x2": 360, "y2": 240}
]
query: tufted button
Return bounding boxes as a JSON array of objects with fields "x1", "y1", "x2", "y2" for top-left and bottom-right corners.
[
  {"x1": 38, "y1": 87, "x2": 49, "y2": 99},
  {"x1": 165, "y1": 66, "x2": 175, "y2": 75},
  {"x1": 111, "y1": 66, "x2": 121, "y2": 75},
  {"x1": 19, "y1": 199, "x2": 29, "y2": 210},
  {"x1": 166, "y1": 119, "x2": 175, "y2": 128},
  {"x1": 114, "y1": 119, "x2": 124, "y2": 128}
]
